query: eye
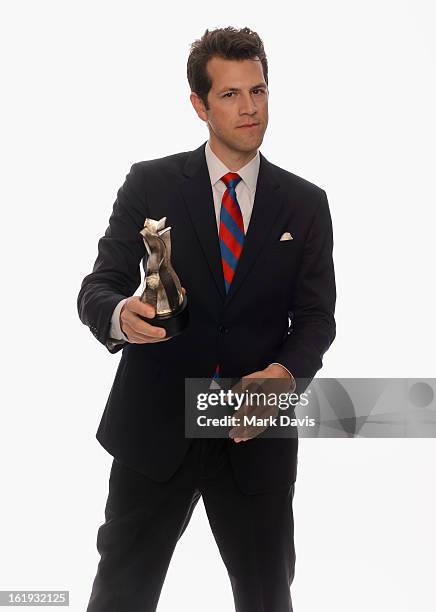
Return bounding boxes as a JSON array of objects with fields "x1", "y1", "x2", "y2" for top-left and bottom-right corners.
[
  {"x1": 252, "y1": 88, "x2": 266, "y2": 95},
  {"x1": 223, "y1": 92, "x2": 235, "y2": 98}
]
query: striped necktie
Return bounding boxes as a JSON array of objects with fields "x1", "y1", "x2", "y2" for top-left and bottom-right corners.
[
  {"x1": 213, "y1": 172, "x2": 245, "y2": 380},
  {"x1": 219, "y1": 172, "x2": 244, "y2": 292}
]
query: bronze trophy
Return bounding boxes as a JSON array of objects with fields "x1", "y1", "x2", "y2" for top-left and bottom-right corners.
[{"x1": 138, "y1": 217, "x2": 189, "y2": 337}]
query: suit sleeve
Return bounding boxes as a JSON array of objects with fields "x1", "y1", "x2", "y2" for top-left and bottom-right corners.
[
  {"x1": 273, "y1": 189, "x2": 336, "y2": 392},
  {"x1": 77, "y1": 162, "x2": 147, "y2": 354}
]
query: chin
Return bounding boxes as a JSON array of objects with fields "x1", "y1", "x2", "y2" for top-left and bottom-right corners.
[{"x1": 238, "y1": 137, "x2": 264, "y2": 152}]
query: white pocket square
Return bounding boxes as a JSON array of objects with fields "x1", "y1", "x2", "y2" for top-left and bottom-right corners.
[{"x1": 279, "y1": 232, "x2": 293, "y2": 241}]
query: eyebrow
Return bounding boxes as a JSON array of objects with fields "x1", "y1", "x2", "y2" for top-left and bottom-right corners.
[{"x1": 217, "y1": 83, "x2": 267, "y2": 94}]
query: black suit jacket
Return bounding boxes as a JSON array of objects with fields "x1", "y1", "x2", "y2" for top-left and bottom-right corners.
[{"x1": 77, "y1": 141, "x2": 336, "y2": 494}]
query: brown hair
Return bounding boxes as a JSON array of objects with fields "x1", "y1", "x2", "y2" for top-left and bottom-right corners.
[{"x1": 187, "y1": 26, "x2": 268, "y2": 109}]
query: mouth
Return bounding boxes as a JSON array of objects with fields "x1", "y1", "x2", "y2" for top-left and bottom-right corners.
[{"x1": 237, "y1": 123, "x2": 260, "y2": 129}]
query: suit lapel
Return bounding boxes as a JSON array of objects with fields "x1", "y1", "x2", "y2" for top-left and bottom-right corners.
[
  {"x1": 224, "y1": 152, "x2": 283, "y2": 306},
  {"x1": 181, "y1": 142, "x2": 226, "y2": 300},
  {"x1": 180, "y1": 142, "x2": 283, "y2": 305}
]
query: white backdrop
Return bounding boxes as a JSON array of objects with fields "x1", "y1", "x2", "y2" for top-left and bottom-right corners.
[{"x1": 1, "y1": 1, "x2": 435, "y2": 610}]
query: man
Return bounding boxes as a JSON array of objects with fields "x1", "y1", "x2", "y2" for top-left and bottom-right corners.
[{"x1": 78, "y1": 26, "x2": 336, "y2": 612}]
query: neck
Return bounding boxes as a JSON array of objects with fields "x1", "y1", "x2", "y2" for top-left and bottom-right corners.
[{"x1": 208, "y1": 136, "x2": 257, "y2": 171}]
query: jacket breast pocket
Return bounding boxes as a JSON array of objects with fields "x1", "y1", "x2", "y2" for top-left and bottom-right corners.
[
  {"x1": 265, "y1": 239, "x2": 297, "y2": 260},
  {"x1": 260, "y1": 240, "x2": 300, "y2": 288}
]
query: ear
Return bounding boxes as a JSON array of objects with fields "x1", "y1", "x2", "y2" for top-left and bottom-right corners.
[{"x1": 190, "y1": 92, "x2": 208, "y2": 122}]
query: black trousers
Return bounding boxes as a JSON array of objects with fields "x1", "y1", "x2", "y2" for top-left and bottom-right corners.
[{"x1": 86, "y1": 438, "x2": 296, "y2": 612}]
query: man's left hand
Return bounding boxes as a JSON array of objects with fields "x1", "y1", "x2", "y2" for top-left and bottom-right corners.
[{"x1": 229, "y1": 364, "x2": 295, "y2": 443}]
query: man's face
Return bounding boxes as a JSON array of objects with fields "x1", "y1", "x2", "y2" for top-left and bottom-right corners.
[{"x1": 191, "y1": 56, "x2": 269, "y2": 155}]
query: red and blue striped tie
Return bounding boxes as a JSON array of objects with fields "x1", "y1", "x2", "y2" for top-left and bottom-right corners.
[
  {"x1": 219, "y1": 172, "x2": 244, "y2": 292},
  {"x1": 213, "y1": 172, "x2": 244, "y2": 380}
]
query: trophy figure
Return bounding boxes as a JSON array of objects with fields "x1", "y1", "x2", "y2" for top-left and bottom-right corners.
[{"x1": 138, "y1": 217, "x2": 189, "y2": 337}]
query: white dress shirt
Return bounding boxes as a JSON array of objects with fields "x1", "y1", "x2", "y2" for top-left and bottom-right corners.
[
  {"x1": 205, "y1": 139, "x2": 260, "y2": 232},
  {"x1": 107, "y1": 141, "x2": 293, "y2": 384}
]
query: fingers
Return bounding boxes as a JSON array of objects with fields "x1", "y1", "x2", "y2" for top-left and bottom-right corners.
[
  {"x1": 120, "y1": 288, "x2": 188, "y2": 344},
  {"x1": 126, "y1": 296, "x2": 156, "y2": 320},
  {"x1": 122, "y1": 322, "x2": 170, "y2": 343},
  {"x1": 121, "y1": 296, "x2": 169, "y2": 344}
]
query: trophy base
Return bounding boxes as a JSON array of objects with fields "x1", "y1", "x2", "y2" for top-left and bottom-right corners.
[{"x1": 139, "y1": 295, "x2": 189, "y2": 338}]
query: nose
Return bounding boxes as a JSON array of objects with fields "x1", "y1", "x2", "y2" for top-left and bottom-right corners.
[{"x1": 238, "y1": 91, "x2": 257, "y2": 116}]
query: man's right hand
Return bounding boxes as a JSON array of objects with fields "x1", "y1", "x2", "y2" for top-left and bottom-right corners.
[{"x1": 119, "y1": 296, "x2": 170, "y2": 344}]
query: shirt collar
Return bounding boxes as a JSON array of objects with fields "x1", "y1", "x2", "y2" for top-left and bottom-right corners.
[{"x1": 205, "y1": 140, "x2": 260, "y2": 193}]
